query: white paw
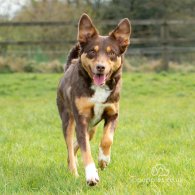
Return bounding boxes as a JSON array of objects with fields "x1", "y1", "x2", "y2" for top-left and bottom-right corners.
[
  {"x1": 85, "y1": 163, "x2": 99, "y2": 186},
  {"x1": 98, "y1": 147, "x2": 110, "y2": 170}
]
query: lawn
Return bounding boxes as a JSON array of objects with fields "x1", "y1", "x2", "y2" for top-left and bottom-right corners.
[{"x1": 0, "y1": 73, "x2": 194, "y2": 194}]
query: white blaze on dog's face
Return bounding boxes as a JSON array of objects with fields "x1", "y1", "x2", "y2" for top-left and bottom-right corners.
[{"x1": 78, "y1": 14, "x2": 131, "y2": 86}]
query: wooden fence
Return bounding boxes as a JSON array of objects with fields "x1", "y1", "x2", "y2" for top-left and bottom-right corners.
[{"x1": 0, "y1": 19, "x2": 195, "y2": 70}]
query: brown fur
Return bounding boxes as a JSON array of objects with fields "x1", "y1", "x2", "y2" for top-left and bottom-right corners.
[{"x1": 57, "y1": 13, "x2": 131, "y2": 186}]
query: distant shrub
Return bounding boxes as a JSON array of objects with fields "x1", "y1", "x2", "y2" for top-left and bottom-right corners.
[
  {"x1": 0, "y1": 57, "x2": 64, "y2": 73},
  {"x1": 125, "y1": 57, "x2": 195, "y2": 73},
  {"x1": 36, "y1": 60, "x2": 64, "y2": 73},
  {"x1": 0, "y1": 56, "x2": 194, "y2": 73}
]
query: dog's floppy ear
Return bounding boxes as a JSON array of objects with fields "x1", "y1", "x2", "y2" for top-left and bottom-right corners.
[
  {"x1": 109, "y1": 18, "x2": 131, "y2": 53},
  {"x1": 78, "y1": 13, "x2": 98, "y2": 44}
]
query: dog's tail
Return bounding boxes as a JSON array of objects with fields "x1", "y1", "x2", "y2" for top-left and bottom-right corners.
[{"x1": 64, "y1": 43, "x2": 80, "y2": 72}]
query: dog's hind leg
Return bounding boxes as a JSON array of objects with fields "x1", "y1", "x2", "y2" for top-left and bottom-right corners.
[
  {"x1": 74, "y1": 126, "x2": 96, "y2": 156},
  {"x1": 89, "y1": 127, "x2": 97, "y2": 140},
  {"x1": 62, "y1": 111, "x2": 78, "y2": 176}
]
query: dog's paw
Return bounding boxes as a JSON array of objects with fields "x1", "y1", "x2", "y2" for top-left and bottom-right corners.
[
  {"x1": 85, "y1": 163, "x2": 99, "y2": 186},
  {"x1": 98, "y1": 147, "x2": 110, "y2": 170},
  {"x1": 68, "y1": 166, "x2": 79, "y2": 177},
  {"x1": 98, "y1": 159, "x2": 109, "y2": 170},
  {"x1": 67, "y1": 158, "x2": 79, "y2": 177}
]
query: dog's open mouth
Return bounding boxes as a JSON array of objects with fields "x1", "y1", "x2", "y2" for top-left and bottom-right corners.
[{"x1": 93, "y1": 74, "x2": 106, "y2": 86}]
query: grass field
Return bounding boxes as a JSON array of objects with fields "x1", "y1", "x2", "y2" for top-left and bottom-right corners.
[{"x1": 0, "y1": 73, "x2": 194, "y2": 194}]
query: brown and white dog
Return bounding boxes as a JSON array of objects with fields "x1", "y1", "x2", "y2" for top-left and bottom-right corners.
[{"x1": 57, "y1": 14, "x2": 131, "y2": 186}]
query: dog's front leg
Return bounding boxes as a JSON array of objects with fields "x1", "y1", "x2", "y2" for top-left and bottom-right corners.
[
  {"x1": 75, "y1": 116, "x2": 99, "y2": 186},
  {"x1": 98, "y1": 113, "x2": 118, "y2": 170}
]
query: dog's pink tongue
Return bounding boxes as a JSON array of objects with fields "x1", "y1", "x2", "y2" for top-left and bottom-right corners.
[{"x1": 93, "y1": 74, "x2": 106, "y2": 86}]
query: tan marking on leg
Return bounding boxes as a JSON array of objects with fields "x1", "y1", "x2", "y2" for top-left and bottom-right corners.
[
  {"x1": 100, "y1": 103, "x2": 118, "y2": 157},
  {"x1": 75, "y1": 97, "x2": 94, "y2": 118},
  {"x1": 74, "y1": 140, "x2": 79, "y2": 155},
  {"x1": 73, "y1": 140, "x2": 79, "y2": 167},
  {"x1": 100, "y1": 123, "x2": 114, "y2": 155},
  {"x1": 104, "y1": 103, "x2": 118, "y2": 116},
  {"x1": 80, "y1": 133, "x2": 94, "y2": 166},
  {"x1": 65, "y1": 115, "x2": 78, "y2": 176},
  {"x1": 99, "y1": 115, "x2": 117, "y2": 170},
  {"x1": 89, "y1": 127, "x2": 96, "y2": 141}
]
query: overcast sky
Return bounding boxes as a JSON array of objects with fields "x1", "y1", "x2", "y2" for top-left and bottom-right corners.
[{"x1": 0, "y1": 0, "x2": 29, "y2": 18}]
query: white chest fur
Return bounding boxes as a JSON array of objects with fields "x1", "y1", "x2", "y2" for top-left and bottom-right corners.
[{"x1": 90, "y1": 85, "x2": 111, "y2": 126}]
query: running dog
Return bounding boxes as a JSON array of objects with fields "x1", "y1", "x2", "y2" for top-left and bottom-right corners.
[{"x1": 57, "y1": 13, "x2": 131, "y2": 186}]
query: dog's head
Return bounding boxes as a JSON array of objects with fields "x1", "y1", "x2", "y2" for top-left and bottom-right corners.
[{"x1": 78, "y1": 14, "x2": 131, "y2": 86}]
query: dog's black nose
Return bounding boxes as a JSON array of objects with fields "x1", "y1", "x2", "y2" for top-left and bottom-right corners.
[{"x1": 96, "y1": 64, "x2": 105, "y2": 72}]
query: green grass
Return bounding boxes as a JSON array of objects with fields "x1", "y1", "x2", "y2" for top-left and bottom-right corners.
[{"x1": 0, "y1": 73, "x2": 194, "y2": 194}]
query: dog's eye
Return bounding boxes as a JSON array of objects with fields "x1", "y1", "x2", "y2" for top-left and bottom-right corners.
[
  {"x1": 108, "y1": 51, "x2": 116, "y2": 58},
  {"x1": 88, "y1": 50, "x2": 96, "y2": 57}
]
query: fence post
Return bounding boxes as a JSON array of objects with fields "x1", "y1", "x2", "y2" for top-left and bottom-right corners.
[{"x1": 160, "y1": 20, "x2": 169, "y2": 71}]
